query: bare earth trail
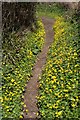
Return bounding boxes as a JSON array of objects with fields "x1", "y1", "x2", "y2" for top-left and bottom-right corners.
[{"x1": 23, "y1": 17, "x2": 54, "y2": 119}]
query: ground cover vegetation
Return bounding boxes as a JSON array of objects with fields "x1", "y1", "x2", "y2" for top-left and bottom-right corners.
[
  {"x1": 1, "y1": 20, "x2": 45, "y2": 119},
  {"x1": 1, "y1": 2, "x2": 80, "y2": 119},
  {"x1": 1, "y1": 3, "x2": 45, "y2": 119},
  {"x1": 37, "y1": 3, "x2": 79, "y2": 119}
]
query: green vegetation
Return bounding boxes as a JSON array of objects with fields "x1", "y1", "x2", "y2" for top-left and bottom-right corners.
[
  {"x1": 2, "y1": 2, "x2": 37, "y2": 37},
  {"x1": 37, "y1": 4, "x2": 79, "y2": 119},
  {"x1": 37, "y1": 3, "x2": 67, "y2": 18},
  {"x1": 1, "y1": 3, "x2": 79, "y2": 119},
  {"x1": 1, "y1": 20, "x2": 45, "y2": 119}
]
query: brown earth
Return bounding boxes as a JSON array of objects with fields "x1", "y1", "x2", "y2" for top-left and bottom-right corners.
[{"x1": 23, "y1": 17, "x2": 54, "y2": 119}]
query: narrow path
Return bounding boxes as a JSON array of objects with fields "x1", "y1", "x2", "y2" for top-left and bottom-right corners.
[{"x1": 23, "y1": 17, "x2": 54, "y2": 119}]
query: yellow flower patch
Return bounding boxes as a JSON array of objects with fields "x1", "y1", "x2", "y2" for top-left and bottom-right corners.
[{"x1": 38, "y1": 15, "x2": 79, "y2": 119}]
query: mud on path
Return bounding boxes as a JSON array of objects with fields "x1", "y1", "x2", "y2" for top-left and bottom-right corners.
[{"x1": 23, "y1": 17, "x2": 54, "y2": 119}]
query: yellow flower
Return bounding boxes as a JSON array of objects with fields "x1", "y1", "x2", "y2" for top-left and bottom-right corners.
[
  {"x1": 36, "y1": 112, "x2": 38, "y2": 116},
  {"x1": 19, "y1": 115, "x2": 23, "y2": 118},
  {"x1": 60, "y1": 67, "x2": 64, "y2": 71},
  {"x1": 67, "y1": 63, "x2": 70, "y2": 68},
  {"x1": 64, "y1": 89, "x2": 68, "y2": 92},
  {"x1": 21, "y1": 102, "x2": 24, "y2": 105},
  {"x1": 76, "y1": 98, "x2": 79, "y2": 102},
  {"x1": 24, "y1": 104, "x2": 26, "y2": 108},
  {"x1": 7, "y1": 109, "x2": 9, "y2": 111},
  {"x1": 0, "y1": 97, "x2": 3, "y2": 103},
  {"x1": 74, "y1": 70, "x2": 76, "y2": 72},
  {"x1": 26, "y1": 109, "x2": 28, "y2": 113},
  {"x1": 58, "y1": 111, "x2": 62, "y2": 115},
  {"x1": 74, "y1": 52, "x2": 77, "y2": 56},
  {"x1": 71, "y1": 98, "x2": 75, "y2": 101},
  {"x1": 4, "y1": 96, "x2": 8, "y2": 101},
  {"x1": 22, "y1": 95, "x2": 24, "y2": 99},
  {"x1": 53, "y1": 85, "x2": 56, "y2": 89},
  {"x1": 45, "y1": 88, "x2": 48, "y2": 91},
  {"x1": 39, "y1": 84, "x2": 42, "y2": 87},
  {"x1": 10, "y1": 97, "x2": 12, "y2": 100},
  {"x1": 5, "y1": 106, "x2": 9, "y2": 109},
  {"x1": 52, "y1": 79, "x2": 56, "y2": 83},
  {"x1": 65, "y1": 70, "x2": 68, "y2": 72},
  {"x1": 71, "y1": 103, "x2": 76, "y2": 107},
  {"x1": 12, "y1": 93, "x2": 14, "y2": 96},
  {"x1": 29, "y1": 50, "x2": 33, "y2": 56},
  {"x1": 56, "y1": 81, "x2": 59, "y2": 85},
  {"x1": 67, "y1": 86, "x2": 71, "y2": 90},
  {"x1": 56, "y1": 100, "x2": 60, "y2": 103},
  {"x1": 56, "y1": 111, "x2": 62, "y2": 116},
  {"x1": 61, "y1": 77, "x2": 64, "y2": 80},
  {"x1": 52, "y1": 76, "x2": 56, "y2": 79},
  {"x1": 75, "y1": 64, "x2": 79, "y2": 67},
  {"x1": 65, "y1": 94, "x2": 69, "y2": 97},
  {"x1": 11, "y1": 79, "x2": 15, "y2": 82},
  {"x1": 53, "y1": 68, "x2": 57, "y2": 72},
  {"x1": 49, "y1": 106, "x2": 52, "y2": 109},
  {"x1": 49, "y1": 89, "x2": 52, "y2": 93},
  {"x1": 48, "y1": 74, "x2": 52, "y2": 76},
  {"x1": 55, "y1": 92, "x2": 59, "y2": 96},
  {"x1": 72, "y1": 84, "x2": 75, "y2": 88},
  {"x1": 61, "y1": 84, "x2": 64, "y2": 88},
  {"x1": 53, "y1": 104, "x2": 58, "y2": 108}
]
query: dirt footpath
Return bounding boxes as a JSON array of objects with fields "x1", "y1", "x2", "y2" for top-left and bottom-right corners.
[{"x1": 23, "y1": 17, "x2": 54, "y2": 119}]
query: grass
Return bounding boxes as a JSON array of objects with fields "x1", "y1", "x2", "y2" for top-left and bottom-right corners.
[{"x1": 37, "y1": 3, "x2": 67, "y2": 19}]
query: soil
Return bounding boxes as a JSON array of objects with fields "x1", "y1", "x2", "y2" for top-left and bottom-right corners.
[{"x1": 23, "y1": 17, "x2": 54, "y2": 119}]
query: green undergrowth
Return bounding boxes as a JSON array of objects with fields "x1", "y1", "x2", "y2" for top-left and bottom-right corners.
[
  {"x1": 37, "y1": 4, "x2": 79, "y2": 119},
  {"x1": 37, "y1": 3, "x2": 67, "y2": 19},
  {"x1": 1, "y1": 20, "x2": 45, "y2": 119}
]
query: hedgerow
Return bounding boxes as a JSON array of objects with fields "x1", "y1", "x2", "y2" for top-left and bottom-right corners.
[
  {"x1": 1, "y1": 20, "x2": 45, "y2": 119},
  {"x1": 38, "y1": 11, "x2": 79, "y2": 119}
]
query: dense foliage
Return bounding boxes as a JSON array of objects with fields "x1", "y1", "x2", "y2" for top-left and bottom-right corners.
[
  {"x1": 37, "y1": 4, "x2": 79, "y2": 119},
  {"x1": 2, "y1": 2, "x2": 38, "y2": 74},
  {"x1": 1, "y1": 20, "x2": 45, "y2": 119},
  {"x1": 2, "y1": 2, "x2": 37, "y2": 37}
]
